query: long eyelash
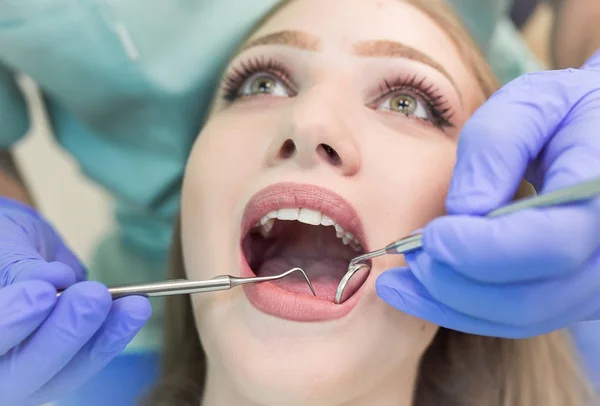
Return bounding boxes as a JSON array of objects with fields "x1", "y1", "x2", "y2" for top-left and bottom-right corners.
[
  {"x1": 379, "y1": 74, "x2": 455, "y2": 129},
  {"x1": 221, "y1": 56, "x2": 295, "y2": 102}
]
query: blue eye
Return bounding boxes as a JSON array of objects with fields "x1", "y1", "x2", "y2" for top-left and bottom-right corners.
[
  {"x1": 240, "y1": 73, "x2": 290, "y2": 97},
  {"x1": 376, "y1": 93, "x2": 429, "y2": 119}
]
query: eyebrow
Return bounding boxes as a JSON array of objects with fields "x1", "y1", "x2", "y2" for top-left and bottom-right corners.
[
  {"x1": 353, "y1": 40, "x2": 458, "y2": 91},
  {"x1": 241, "y1": 30, "x2": 320, "y2": 53},
  {"x1": 241, "y1": 30, "x2": 461, "y2": 101}
]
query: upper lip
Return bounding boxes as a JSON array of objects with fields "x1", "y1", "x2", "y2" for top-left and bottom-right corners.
[{"x1": 241, "y1": 182, "x2": 369, "y2": 251}]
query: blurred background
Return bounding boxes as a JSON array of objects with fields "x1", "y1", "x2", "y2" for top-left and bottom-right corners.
[
  {"x1": 12, "y1": 75, "x2": 115, "y2": 268},
  {"x1": 10, "y1": 1, "x2": 554, "y2": 267}
]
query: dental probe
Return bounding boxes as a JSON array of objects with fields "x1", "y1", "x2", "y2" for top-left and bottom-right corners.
[
  {"x1": 335, "y1": 175, "x2": 600, "y2": 304},
  {"x1": 57, "y1": 268, "x2": 316, "y2": 299}
]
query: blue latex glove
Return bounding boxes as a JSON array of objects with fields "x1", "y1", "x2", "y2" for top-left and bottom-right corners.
[
  {"x1": 376, "y1": 50, "x2": 600, "y2": 339},
  {"x1": 0, "y1": 198, "x2": 152, "y2": 405}
]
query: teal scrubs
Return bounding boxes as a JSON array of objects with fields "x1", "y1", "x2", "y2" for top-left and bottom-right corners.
[{"x1": 0, "y1": 1, "x2": 547, "y2": 404}]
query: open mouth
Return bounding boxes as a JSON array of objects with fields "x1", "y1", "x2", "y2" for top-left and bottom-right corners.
[
  {"x1": 238, "y1": 183, "x2": 372, "y2": 321},
  {"x1": 241, "y1": 201, "x2": 370, "y2": 303}
]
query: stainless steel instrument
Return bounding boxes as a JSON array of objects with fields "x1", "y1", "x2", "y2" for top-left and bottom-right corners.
[
  {"x1": 57, "y1": 268, "x2": 316, "y2": 299},
  {"x1": 335, "y1": 176, "x2": 600, "y2": 304}
]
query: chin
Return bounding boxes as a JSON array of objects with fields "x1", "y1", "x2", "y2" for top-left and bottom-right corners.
[
  {"x1": 203, "y1": 329, "x2": 380, "y2": 405},
  {"x1": 196, "y1": 286, "x2": 438, "y2": 406}
]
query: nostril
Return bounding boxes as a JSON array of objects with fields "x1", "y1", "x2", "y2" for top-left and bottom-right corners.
[
  {"x1": 318, "y1": 143, "x2": 342, "y2": 166},
  {"x1": 279, "y1": 139, "x2": 296, "y2": 159}
]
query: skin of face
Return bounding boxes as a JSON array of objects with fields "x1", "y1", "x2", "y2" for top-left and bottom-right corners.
[{"x1": 180, "y1": 0, "x2": 485, "y2": 404}]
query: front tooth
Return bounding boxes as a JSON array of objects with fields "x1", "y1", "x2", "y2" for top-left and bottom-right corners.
[
  {"x1": 298, "y1": 208, "x2": 322, "y2": 225},
  {"x1": 345, "y1": 232, "x2": 354, "y2": 240},
  {"x1": 342, "y1": 235, "x2": 350, "y2": 245},
  {"x1": 277, "y1": 208, "x2": 300, "y2": 220},
  {"x1": 320, "y1": 215, "x2": 334, "y2": 226}
]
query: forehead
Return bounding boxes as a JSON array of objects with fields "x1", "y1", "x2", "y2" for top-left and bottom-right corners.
[{"x1": 248, "y1": 0, "x2": 473, "y2": 92}]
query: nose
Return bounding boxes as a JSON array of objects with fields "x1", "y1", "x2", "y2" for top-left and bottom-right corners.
[{"x1": 266, "y1": 87, "x2": 361, "y2": 176}]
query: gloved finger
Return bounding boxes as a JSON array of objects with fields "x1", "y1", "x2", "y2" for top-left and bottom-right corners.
[
  {"x1": 0, "y1": 282, "x2": 111, "y2": 399},
  {"x1": 403, "y1": 247, "x2": 600, "y2": 326},
  {"x1": 29, "y1": 296, "x2": 152, "y2": 403},
  {"x1": 1, "y1": 200, "x2": 83, "y2": 287},
  {"x1": 0, "y1": 281, "x2": 57, "y2": 356},
  {"x1": 445, "y1": 69, "x2": 593, "y2": 215},
  {"x1": 0, "y1": 218, "x2": 78, "y2": 289},
  {"x1": 531, "y1": 92, "x2": 600, "y2": 194},
  {"x1": 583, "y1": 305, "x2": 600, "y2": 322},
  {"x1": 53, "y1": 242, "x2": 87, "y2": 282},
  {"x1": 376, "y1": 267, "x2": 577, "y2": 338},
  {"x1": 580, "y1": 49, "x2": 600, "y2": 70},
  {"x1": 2, "y1": 260, "x2": 77, "y2": 289},
  {"x1": 421, "y1": 204, "x2": 600, "y2": 283}
]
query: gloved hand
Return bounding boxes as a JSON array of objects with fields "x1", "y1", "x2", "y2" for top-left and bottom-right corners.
[
  {"x1": 0, "y1": 197, "x2": 152, "y2": 406},
  {"x1": 376, "y1": 50, "x2": 600, "y2": 339}
]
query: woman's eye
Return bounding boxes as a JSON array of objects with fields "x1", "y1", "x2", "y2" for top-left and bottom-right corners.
[
  {"x1": 377, "y1": 93, "x2": 428, "y2": 120},
  {"x1": 240, "y1": 73, "x2": 289, "y2": 97}
]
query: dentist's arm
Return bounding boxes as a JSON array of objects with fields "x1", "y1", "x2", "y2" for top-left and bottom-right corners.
[
  {"x1": 0, "y1": 65, "x2": 152, "y2": 405},
  {"x1": 550, "y1": 0, "x2": 600, "y2": 68}
]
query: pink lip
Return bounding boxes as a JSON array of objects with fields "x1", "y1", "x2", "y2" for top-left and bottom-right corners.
[{"x1": 239, "y1": 182, "x2": 369, "y2": 322}]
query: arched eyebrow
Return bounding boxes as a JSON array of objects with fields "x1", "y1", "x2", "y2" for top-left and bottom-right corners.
[
  {"x1": 241, "y1": 30, "x2": 462, "y2": 104},
  {"x1": 241, "y1": 30, "x2": 320, "y2": 52}
]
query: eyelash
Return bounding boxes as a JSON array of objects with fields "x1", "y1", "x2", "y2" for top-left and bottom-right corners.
[
  {"x1": 221, "y1": 56, "x2": 455, "y2": 129},
  {"x1": 222, "y1": 56, "x2": 296, "y2": 102},
  {"x1": 373, "y1": 75, "x2": 455, "y2": 129}
]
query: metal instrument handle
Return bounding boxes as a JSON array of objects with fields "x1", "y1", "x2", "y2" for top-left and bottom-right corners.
[{"x1": 56, "y1": 276, "x2": 232, "y2": 299}]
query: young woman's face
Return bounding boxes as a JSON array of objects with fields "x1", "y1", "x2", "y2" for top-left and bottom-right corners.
[{"x1": 181, "y1": 0, "x2": 485, "y2": 403}]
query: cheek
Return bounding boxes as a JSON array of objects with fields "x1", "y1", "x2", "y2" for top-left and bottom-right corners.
[
  {"x1": 356, "y1": 132, "x2": 456, "y2": 278},
  {"x1": 367, "y1": 135, "x2": 456, "y2": 230},
  {"x1": 180, "y1": 120, "x2": 262, "y2": 277},
  {"x1": 180, "y1": 110, "x2": 284, "y2": 282},
  {"x1": 186, "y1": 108, "x2": 284, "y2": 187},
  {"x1": 183, "y1": 113, "x2": 269, "y2": 208}
]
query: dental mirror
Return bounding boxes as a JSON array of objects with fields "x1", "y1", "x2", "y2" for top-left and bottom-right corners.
[{"x1": 334, "y1": 263, "x2": 370, "y2": 304}]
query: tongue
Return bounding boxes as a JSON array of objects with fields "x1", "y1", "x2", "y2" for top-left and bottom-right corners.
[
  {"x1": 250, "y1": 222, "x2": 366, "y2": 302},
  {"x1": 258, "y1": 257, "x2": 348, "y2": 301}
]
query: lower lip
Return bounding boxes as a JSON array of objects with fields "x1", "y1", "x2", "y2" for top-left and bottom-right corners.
[{"x1": 239, "y1": 252, "x2": 364, "y2": 322}]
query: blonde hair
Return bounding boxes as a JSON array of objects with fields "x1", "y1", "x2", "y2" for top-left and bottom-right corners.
[{"x1": 143, "y1": 1, "x2": 594, "y2": 405}]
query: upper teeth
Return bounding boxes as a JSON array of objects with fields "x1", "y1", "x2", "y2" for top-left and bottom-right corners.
[{"x1": 253, "y1": 208, "x2": 363, "y2": 252}]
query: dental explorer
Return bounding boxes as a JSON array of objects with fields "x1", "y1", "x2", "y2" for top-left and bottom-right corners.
[
  {"x1": 335, "y1": 176, "x2": 600, "y2": 304},
  {"x1": 57, "y1": 268, "x2": 316, "y2": 299}
]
